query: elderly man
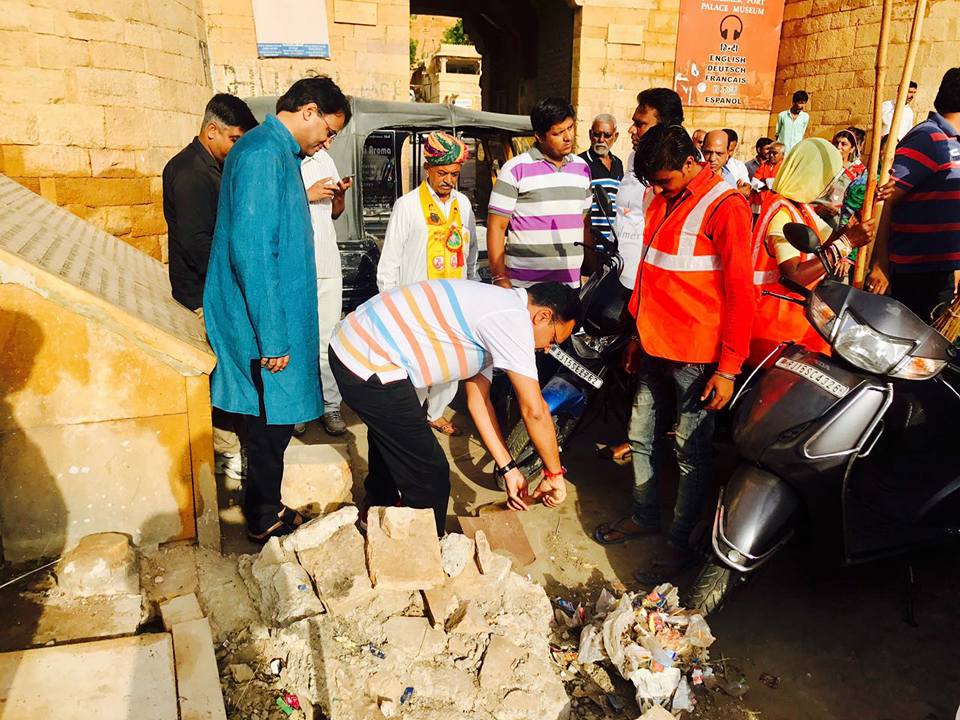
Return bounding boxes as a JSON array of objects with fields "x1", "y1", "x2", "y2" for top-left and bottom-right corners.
[
  {"x1": 578, "y1": 113, "x2": 624, "y2": 243},
  {"x1": 377, "y1": 131, "x2": 478, "y2": 436},
  {"x1": 702, "y1": 130, "x2": 750, "y2": 197},
  {"x1": 692, "y1": 129, "x2": 706, "y2": 158},
  {"x1": 203, "y1": 77, "x2": 351, "y2": 543}
]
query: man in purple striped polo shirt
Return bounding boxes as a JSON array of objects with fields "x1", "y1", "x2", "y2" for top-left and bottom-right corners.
[
  {"x1": 487, "y1": 97, "x2": 593, "y2": 289},
  {"x1": 868, "y1": 68, "x2": 960, "y2": 320}
]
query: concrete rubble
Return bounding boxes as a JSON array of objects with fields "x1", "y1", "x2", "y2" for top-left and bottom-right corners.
[{"x1": 220, "y1": 506, "x2": 571, "y2": 719}]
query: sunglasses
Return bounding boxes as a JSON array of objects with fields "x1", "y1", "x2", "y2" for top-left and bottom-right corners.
[{"x1": 590, "y1": 130, "x2": 615, "y2": 139}]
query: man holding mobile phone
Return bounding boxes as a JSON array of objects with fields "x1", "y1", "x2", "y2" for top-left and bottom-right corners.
[{"x1": 300, "y1": 147, "x2": 353, "y2": 436}]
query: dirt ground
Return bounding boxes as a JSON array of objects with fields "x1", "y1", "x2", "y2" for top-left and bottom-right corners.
[{"x1": 213, "y1": 394, "x2": 960, "y2": 720}]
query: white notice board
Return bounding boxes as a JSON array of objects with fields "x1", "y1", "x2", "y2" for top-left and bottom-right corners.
[{"x1": 251, "y1": 0, "x2": 331, "y2": 58}]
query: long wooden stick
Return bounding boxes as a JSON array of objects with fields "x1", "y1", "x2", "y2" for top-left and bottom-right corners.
[
  {"x1": 856, "y1": 0, "x2": 928, "y2": 287},
  {"x1": 853, "y1": 0, "x2": 893, "y2": 287}
]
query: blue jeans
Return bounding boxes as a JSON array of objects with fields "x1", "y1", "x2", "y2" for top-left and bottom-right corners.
[{"x1": 629, "y1": 356, "x2": 715, "y2": 547}]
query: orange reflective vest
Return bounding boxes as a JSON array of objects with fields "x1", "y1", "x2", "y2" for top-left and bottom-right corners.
[
  {"x1": 628, "y1": 170, "x2": 744, "y2": 364},
  {"x1": 748, "y1": 193, "x2": 829, "y2": 367}
]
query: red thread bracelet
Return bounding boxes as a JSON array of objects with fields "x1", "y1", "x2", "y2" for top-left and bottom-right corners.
[{"x1": 543, "y1": 466, "x2": 566, "y2": 480}]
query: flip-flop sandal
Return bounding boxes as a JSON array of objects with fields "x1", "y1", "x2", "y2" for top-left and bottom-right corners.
[
  {"x1": 246, "y1": 507, "x2": 305, "y2": 544},
  {"x1": 428, "y1": 418, "x2": 462, "y2": 437},
  {"x1": 592, "y1": 517, "x2": 658, "y2": 546},
  {"x1": 596, "y1": 445, "x2": 633, "y2": 465}
]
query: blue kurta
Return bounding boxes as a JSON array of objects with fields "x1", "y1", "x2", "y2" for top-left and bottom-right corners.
[{"x1": 203, "y1": 115, "x2": 322, "y2": 425}]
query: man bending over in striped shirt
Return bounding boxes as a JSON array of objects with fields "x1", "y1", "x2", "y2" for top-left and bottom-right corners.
[
  {"x1": 487, "y1": 97, "x2": 593, "y2": 289},
  {"x1": 329, "y1": 281, "x2": 580, "y2": 534}
]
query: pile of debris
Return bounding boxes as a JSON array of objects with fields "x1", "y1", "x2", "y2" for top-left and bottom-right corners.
[
  {"x1": 564, "y1": 584, "x2": 718, "y2": 716},
  {"x1": 216, "y1": 504, "x2": 569, "y2": 719}
]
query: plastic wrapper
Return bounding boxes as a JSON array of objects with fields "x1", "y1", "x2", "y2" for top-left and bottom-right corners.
[
  {"x1": 601, "y1": 595, "x2": 636, "y2": 675},
  {"x1": 623, "y1": 643, "x2": 652, "y2": 674},
  {"x1": 629, "y1": 666, "x2": 681, "y2": 706},
  {"x1": 686, "y1": 614, "x2": 716, "y2": 648},
  {"x1": 672, "y1": 677, "x2": 693, "y2": 711},
  {"x1": 577, "y1": 624, "x2": 606, "y2": 665},
  {"x1": 595, "y1": 588, "x2": 619, "y2": 617}
]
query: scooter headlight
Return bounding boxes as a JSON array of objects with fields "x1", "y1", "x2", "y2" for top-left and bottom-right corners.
[
  {"x1": 833, "y1": 311, "x2": 913, "y2": 375},
  {"x1": 570, "y1": 332, "x2": 616, "y2": 359}
]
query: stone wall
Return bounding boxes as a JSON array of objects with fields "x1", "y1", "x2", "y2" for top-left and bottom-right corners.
[
  {"x1": 0, "y1": 0, "x2": 212, "y2": 260},
  {"x1": 204, "y1": 0, "x2": 409, "y2": 102},
  {"x1": 409, "y1": 13, "x2": 458, "y2": 66},
  {"x1": 771, "y1": 0, "x2": 960, "y2": 144},
  {"x1": 571, "y1": 0, "x2": 771, "y2": 164}
]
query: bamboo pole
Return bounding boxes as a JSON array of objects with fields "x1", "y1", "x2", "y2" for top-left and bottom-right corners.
[
  {"x1": 856, "y1": 0, "x2": 929, "y2": 288},
  {"x1": 853, "y1": 0, "x2": 893, "y2": 287}
]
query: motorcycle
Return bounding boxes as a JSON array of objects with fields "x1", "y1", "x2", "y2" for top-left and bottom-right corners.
[
  {"x1": 501, "y1": 187, "x2": 634, "y2": 483},
  {"x1": 685, "y1": 223, "x2": 960, "y2": 615}
]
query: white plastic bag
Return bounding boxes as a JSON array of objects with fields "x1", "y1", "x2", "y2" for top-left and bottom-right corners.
[
  {"x1": 577, "y1": 624, "x2": 606, "y2": 664},
  {"x1": 686, "y1": 614, "x2": 716, "y2": 648},
  {"x1": 601, "y1": 595, "x2": 636, "y2": 675},
  {"x1": 672, "y1": 677, "x2": 693, "y2": 711},
  {"x1": 595, "y1": 588, "x2": 619, "y2": 617},
  {"x1": 629, "y1": 666, "x2": 681, "y2": 706}
]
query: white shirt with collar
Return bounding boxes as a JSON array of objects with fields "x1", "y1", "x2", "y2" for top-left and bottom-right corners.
[
  {"x1": 723, "y1": 157, "x2": 750, "y2": 188},
  {"x1": 377, "y1": 182, "x2": 478, "y2": 290},
  {"x1": 881, "y1": 100, "x2": 915, "y2": 141},
  {"x1": 300, "y1": 150, "x2": 342, "y2": 279},
  {"x1": 613, "y1": 151, "x2": 654, "y2": 290}
]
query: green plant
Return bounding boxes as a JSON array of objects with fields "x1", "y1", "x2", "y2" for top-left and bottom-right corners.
[
  {"x1": 409, "y1": 38, "x2": 418, "y2": 65},
  {"x1": 441, "y1": 19, "x2": 470, "y2": 45}
]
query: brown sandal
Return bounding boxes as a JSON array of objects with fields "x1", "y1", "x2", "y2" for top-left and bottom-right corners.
[
  {"x1": 428, "y1": 418, "x2": 462, "y2": 436},
  {"x1": 246, "y1": 507, "x2": 305, "y2": 544}
]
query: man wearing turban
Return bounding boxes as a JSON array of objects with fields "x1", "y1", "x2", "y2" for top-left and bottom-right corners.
[{"x1": 377, "y1": 131, "x2": 478, "y2": 436}]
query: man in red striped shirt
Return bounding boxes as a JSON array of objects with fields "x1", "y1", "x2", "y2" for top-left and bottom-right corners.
[{"x1": 868, "y1": 68, "x2": 960, "y2": 320}]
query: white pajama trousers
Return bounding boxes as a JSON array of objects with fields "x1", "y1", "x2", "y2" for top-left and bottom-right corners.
[{"x1": 317, "y1": 276, "x2": 343, "y2": 411}]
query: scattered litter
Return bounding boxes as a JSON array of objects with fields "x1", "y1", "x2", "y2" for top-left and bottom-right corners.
[
  {"x1": 283, "y1": 692, "x2": 301, "y2": 709},
  {"x1": 400, "y1": 687, "x2": 414, "y2": 705},
  {"x1": 269, "y1": 657, "x2": 284, "y2": 675},
  {"x1": 760, "y1": 671, "x2": 781, "y2": 689},
  {"x1": 605, "y1": 692, "x2": 625, "y2": 712},
  {"x1": 276, "y1": 696, "x2": 295, "y2": 716},
  {"x1": 154, "y1": 575, "x2": 164, "y2": 584},
  {"x1": 365, "y1": 643, "x2": 386, "y2": 660},
  {"x1": 575, "y1": 583, "x2": 722, "y2": 712},
  {"x1": 722, "y1": 676, "x2": 750, "y2": 698}
]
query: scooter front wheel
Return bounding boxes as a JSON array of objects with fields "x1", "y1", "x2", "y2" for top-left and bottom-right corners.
[
  {"x1": 501, "y1": 414, "x2": 577, "y2": 486},
  {"x1": 682, "y1": 561, "x2": 743, "y2": 616}
]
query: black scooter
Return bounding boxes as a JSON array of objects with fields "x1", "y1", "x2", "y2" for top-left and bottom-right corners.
[{"x1": 685, "y1": 223, "x2": 960, "y2": 615}]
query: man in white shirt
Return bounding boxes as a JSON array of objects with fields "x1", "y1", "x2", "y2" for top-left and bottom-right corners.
[
  {"x1": 881, "y1": 80, "x2": 918, "y2": 141},
  {"x1": 377, "y1": 131, "x2": 478, "y2": 436},
  {"x1": 300, "y1": 149, "x2": 353, "y2": 436},
  {"x1": 702, "y1": 130, "x2": 750, "y2": 197}
]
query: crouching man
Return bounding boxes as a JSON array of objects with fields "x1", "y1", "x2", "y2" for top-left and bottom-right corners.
[{"x1": 329, "y1": 280, "x2": 579, "y2": 534}]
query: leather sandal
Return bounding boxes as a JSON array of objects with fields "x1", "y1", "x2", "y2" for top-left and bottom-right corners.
[{"x1": 428, "y1": 418, "x2": 462, "y2": 436}]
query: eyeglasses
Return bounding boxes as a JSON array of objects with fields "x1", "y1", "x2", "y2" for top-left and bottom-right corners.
[{"x1": 319, "y1": 114, "x2": 338, "y2": 143}]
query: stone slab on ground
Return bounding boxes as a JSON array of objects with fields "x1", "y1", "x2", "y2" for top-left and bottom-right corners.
[
  {"x1": 365, "y1": 507, "x2": 444, "y2": 591},
  {"x1": 171, "y1": 617, "x2": 227, "y2": 720},
  {"x1": 56, "y1": 532, "x2": 139, "y2": 597},
  {"x1": 160, "y1": 592, "x2": 203, "y2": 631},
  {"x1": 140, "y1": 543, "x2": 199, "y2": 605},
  {"x1": 281, "y1": 505, "x2": 359, "y2": 553},
  {"x1": 0, "y1": 633, "x2": 177, "y2": 718},
  {"x1": 282, "y1": 443, "x2": 353, "y2": 516},
  {"x1": 194, "y1": 548, "x2": 258, "y2": 642},
  {"x1": 298, "y1": 524, "x2": 374, "y2": 616},
  {"x1": 458, "y1": 511, "x2": 536, "y2": 567},
  {"x1": 473, "y1": 530, "x2": 512, "y2": 583},
  {"x1": 382, "y1": 615, "x2": 446, "y2": 660},
  {"x1": 439, "y1": 532, "x2": 474, "y2": 577},
  {"x1": 479, "y1": 635, "x2": 525, "y2": 692}
]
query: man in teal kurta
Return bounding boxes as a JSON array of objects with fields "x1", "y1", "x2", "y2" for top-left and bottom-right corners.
[{"x1": 203, "y1": 77, "x2": 351, "y2": 541}]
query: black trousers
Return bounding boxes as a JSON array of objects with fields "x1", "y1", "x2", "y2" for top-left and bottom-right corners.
[
  {"x1": 330, "y1": 349, "x2": 450, "y2": 535},
  {"x1": 237, "y1": 360, "x2": 294, "y2": 534},
  {"x1": 890, "y1": 270, "x2": 956, "y2": 322}
]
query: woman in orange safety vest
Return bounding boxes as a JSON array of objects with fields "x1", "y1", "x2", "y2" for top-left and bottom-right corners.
[{"x1": 748, "y1": 138, "x2": 875, "y2": 367}]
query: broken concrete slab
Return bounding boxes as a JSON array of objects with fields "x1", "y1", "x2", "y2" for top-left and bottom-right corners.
[
  {"x1": 56, "y1": 532, "x2": 139, "y2": 597},
  {"x1": 0, "y1": 592, "x2": 143, "y2": 650},
  {"x1": 298, "y1": 524, "x2": 374, "y2": 616},
  {"x1": 479, "y1": 634, "x2": 524, "y2": 692},
  {"x1": 0, "y1": 633, "x2": 177, "y2": 718},
  {"x1": 171, "y1": 617, "x2": 227, "y2": 720},
  {"x1": 281, "y1": 505, "x2": 359, "y2": 553},
  {"x1": 440, "y1": 533, "x2": 474, "y2": 578},
  {"x1": 194, "y1": 548, "x2": 258, "y2": 642},
  {"x1": 458, "y1": 510, "x2": 536, "y2": 567},
  {"x1": 423, "y1": 586, "x2": 461, "y2": 628},
  {"x1": 382, "y1": 615, "x2": 446, "y2": 660},
  {"x1": 260, "y1": 562, "x2": 326, "y2": 626},
  {"x1": 159, "y1": 593, "x2": 203, "y2": 631},
  {"x1": 365, "y1": 507, "x2": 444, "y2": 591},
  {"x1": 474, "y1": 530, "x2": 512, "y2": 583},
  {"x1": 448, "y1": 600, "x2": 489, "y2": 635},
  {"x1": 282, "y1": 443, "x2": 353, "y2": 516},
  {"x1": 258, "y1": 535, "x2": 296, "y2": 566}
]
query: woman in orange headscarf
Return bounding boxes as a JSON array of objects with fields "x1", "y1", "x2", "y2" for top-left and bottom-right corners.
[{"x1": 748, "y1": 138, "x2": 875, "y2": 367}]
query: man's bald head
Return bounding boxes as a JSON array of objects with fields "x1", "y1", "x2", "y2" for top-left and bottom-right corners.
[{"x1": 702, "y1": 130, "x2": 731, "y2": 174}]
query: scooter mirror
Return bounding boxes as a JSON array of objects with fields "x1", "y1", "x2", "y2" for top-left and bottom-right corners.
[{"x1": 783, "y1": 222, "x2": 820, "y2": 254}]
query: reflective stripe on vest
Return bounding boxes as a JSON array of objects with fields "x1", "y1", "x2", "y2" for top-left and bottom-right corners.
[
  {"x1": 643, "y1": 179, "x2": 732, "y2": 272},
  {"x1": 753, "y1": 269, "x2": 780, "y2": 285}
]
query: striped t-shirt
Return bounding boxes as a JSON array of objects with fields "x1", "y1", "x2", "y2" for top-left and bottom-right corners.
[
  {"x1": 329, "y1": 279, "x2": 538, "y2": 387},
  {"x1": 579, "y1": 148, "x2": 623, "y2": 243},
  {"x1": 889, "y1": 112, "x2": 960, "y2": 273},
  {"x1": 488, "y1": 147, "x2": 592, "y2": 288}
]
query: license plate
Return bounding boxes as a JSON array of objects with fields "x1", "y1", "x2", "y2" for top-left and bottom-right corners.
[{"x1": 774, "y1": 357, "x2": 849, "y2": 398}]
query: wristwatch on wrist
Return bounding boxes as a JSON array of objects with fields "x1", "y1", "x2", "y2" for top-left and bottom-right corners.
[{"x1": 494, "y1": 459, "x2": 518, "y2": 479}]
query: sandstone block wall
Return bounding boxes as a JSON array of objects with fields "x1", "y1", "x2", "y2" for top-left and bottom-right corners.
[
  {"x1": 572, "y1": 0, "x2": 772, "y2": 165},
  {"x1": 771, "y1": 0, "x2": 960, "y2": 144},
  {"x1": 0, "y1": 0, "x2": 213, "y2": 260},
  {"x1": 205, "y1": 0, "x2": 409, "y2": 101}
]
